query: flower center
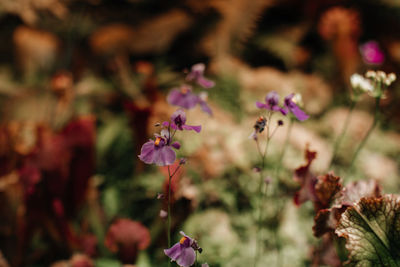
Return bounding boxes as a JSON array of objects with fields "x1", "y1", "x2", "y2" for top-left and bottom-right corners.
[
  {"x1": 180, "y1": 87, "x2": 189, "y2": 95},
  {"x1": 174, "y1": 116, "x2": 183, "y2": 127},
  {"x1": 154, "y1": 137, "x2": 162, "y2": 147},
  {"x1": 179, "y1": 237, "x2": 187, "y2": 244}
]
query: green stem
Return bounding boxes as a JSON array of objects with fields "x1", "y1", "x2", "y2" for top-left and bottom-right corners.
[
  {"x1": 329, "y1": 100, "x2": 356, "y2": 169},
  {"x1": 254, "y1": 112, "x2": 273, "y2": 267},
  {"x1": 349, "y1": 97, "x2": 380, "y2": 169},
  {"x1": 275, "y1": 119, "x2": 293, "y2": 178},
  {"x1": 167, "y1": 166, "x2": 172, "y2": 267}
]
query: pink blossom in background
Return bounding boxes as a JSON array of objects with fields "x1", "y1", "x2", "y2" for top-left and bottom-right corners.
[{"x1": 360, "y1": 41, "x2": 385, "y2": 65}]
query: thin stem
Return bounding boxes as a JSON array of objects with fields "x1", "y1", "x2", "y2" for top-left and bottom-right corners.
[
  {"x1": 275, "y1": 118, "x2": 293, "y2": 178},
  {"x1": 167, "y1": 166, "x2": 172, "y2": 267},
  {"x1": 254, "y1": 112, "x2": 273, "y2": 267},
  {"x1": 329, "y1": 100, "x2": 356, "y2": 169},
  {"x1": 349, "y1": 97, "x2": 380, "y2": 169}
]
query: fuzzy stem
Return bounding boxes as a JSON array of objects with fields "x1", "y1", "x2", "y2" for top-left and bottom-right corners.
[
  {"x1": 349, "y1": 97, "x2": 380, "y2": 169},
  {"x1": 329, "y1": 100, "x2": 356, "y2": 169}
]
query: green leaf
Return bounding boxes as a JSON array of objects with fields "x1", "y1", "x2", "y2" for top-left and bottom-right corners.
[{"x1": 335, "y1": 195, "x2": 400, "y2": 267}]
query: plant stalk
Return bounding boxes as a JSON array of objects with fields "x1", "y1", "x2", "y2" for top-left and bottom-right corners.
[
  {"x1": 349, "y1": 97, "x2": 380, "y2": 169},
  {"x1": 329, "y1": 100, "x2": 356, "y2": 168}
]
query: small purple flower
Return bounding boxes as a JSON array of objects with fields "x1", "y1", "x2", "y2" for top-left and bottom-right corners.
[
  {"x1": 186, "y1": 63, "x2": 215, "y2": 89},
  {"x1": 138, "y1": 136, "x2": 176, "y2": 166},
  {"x1": 164, "y1": 231, "x2": 201, "y2": 267},
  {"x1": 360, "y1": 41, "x2": 384, "y2": 65},
  {"x1": 167, "y1": 85, "x2": 199, "y2": 109},
  {"x1": 256, "y1": 91, "x2": 286, "y2": 115},
  {"x1": 198, "y1": 92, "x2": 213, "y2": 115},
  {"x1": 169, "y1": 109, "x2": 201, "y2": 133},
  {"x1": 283, "y1": 94, "x2": 309, "y2": 121}
]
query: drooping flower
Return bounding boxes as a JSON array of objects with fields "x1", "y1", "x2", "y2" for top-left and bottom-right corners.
[
  {"x1": 360, "y1": 41, "x2": 385, "y2": 65},
  {"x1": 167, "y1": 85, "x2": 199, "y2": 110},
  {"x1": 256, "y1": 91, "x2": 286, "y2": 114},
  {"x1": 138, "y1": 135, "x2": 176, "y2": 166},
  {"x1": 164, "y1": 231, "x2": 201, "y2": 267},
  {"x1": 169, "y1": 109, "x2": 201, "y2": 133},
  {"x1": 283, "y1": 93, "x2": 309, "y2": 121},
  {"x1": 186, "y1": 63, "x2": 215, "y2": 89}
]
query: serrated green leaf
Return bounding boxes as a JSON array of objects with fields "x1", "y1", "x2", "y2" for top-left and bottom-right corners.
[{"x1": 335, "y1": 195, "x2": 400, "y2": 267}]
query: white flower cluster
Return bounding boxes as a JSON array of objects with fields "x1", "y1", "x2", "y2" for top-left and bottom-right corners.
[
  {"x1": 350, "y1": 70, "x2": 396, "y2": 98},
  {"x1": 365, "y1": 70, "x2": 396, "y2": 86},
  {"x1": 350, "y1": 73, "x2": 373, "y2": 93}
]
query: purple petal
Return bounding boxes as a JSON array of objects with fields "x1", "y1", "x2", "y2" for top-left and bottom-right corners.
[
  {"x1": 162, "y1": 121, "x2": 169, "y2": 127},
  {"x1": 256, "y1": 101, "x2": 267, "y2": 109},
  {"x1": 197, "y1": 76, "x2": 215, "y2": 89},
  {"x1": 289, "y1": 104, "x2": 309, "y2": 121},
  {"x1": 171, "y1": 109, "x2": 187, "y2": 125},
  {"x1": 176, "y1": 247, "x2": 196, "y2": 267},
  {"x1": 167, "y1": 89, "x2": 199, "y2": 109},
  {"x1": 266, "y1": 91, "x2": 280, "y2": 106},
  {"x1": 186, "y1": 63, "x2": 205, "y2": 82},
  {"x1": 138, "y1": 140, "x2": 156, "y2": 164},
  {"x1": 182, "y1": 125, "x2": 202, "y2": 133},
  {"x1": 154, "y1": 146, "x2": 176, "y2": 166},
  {"x1": 279, "y1": 107, "x2": 288, "y2": 115},
  {"x1": 199, "y1": 100, "x2": 213, "y2": 115},
  {"x1": 171, "y1": 141, "x2": 181, "y2": 149},
  {"x1": 164, "y1": 243, "x2": 183, "y2": 261},
  {"x1": 170, "y1": 123, "x2": 179, "y2": 130}
]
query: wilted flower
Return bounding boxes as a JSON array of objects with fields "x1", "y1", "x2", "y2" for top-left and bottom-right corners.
[
  {"x1": 360, "y1": 41, "x2": 384, "y2": 65},
  {"x1": 138, "y1": 135, "x2": 177, "y2": 166},
  {"x1": 168, "y1": 109, "x2": 201, "y2": 133},
  {"x1": 283, "y1": 94, "x2": 309, "y2": 121},
  {"x1": 167, "y1": 85, "x2": 199, "y2": 110},
  {"x1": 186, "y1": 63, "x2": 215, "y2": 89},
  {"x1": 256, "y1": 91, "x2": 286, "y2": 114},
  {"x1": 164, "y1": 231, "x2": 202, "y2": 267}
]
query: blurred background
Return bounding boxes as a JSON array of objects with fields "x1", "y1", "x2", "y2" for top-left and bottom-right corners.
[{"x1": 0, "y1": 0, "x2": 400, "y2": 266}]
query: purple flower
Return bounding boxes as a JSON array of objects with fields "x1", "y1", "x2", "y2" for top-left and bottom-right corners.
[
  {"x1": 186, "y1": 63, "x2": 215, "y2": 89},
  {"x1": 138, "y1": 136, "x2": 176, "y2": 166},
  {"x1": 164, "y1": 231, "x2": 200, "y2": 267},
  {"x1": 360, "y1": 41, "x2": 384, "y2": 65},
  {"x1": 283, "y1": 94, "x2": 309, "y2": 121},
  {"x1": 169, "y1": 109, "x2": 201, "y2": 133},
  {"x1": 256, "y1": 91, "x2": 286, "y2": 115},
  {"x1": 167, "y1": 85, "x2": 199, "y2": 110},
  {"x1": 198, "y1": 92, "x2": 212, "y2": 115}
]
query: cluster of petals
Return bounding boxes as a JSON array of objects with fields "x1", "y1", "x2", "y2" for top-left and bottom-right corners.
[
  {"x1": 351, "y1": 70, "x2": 396, "y2": 98},
  {"x1": 164, "y1": 231, "x2": 201, "y2": 267},
  {"x1": 138, "y1": 109, "x2": 200, "y2": 166},
  {"x1": 256, "y1": 91, "x2": 309, "y2": 121},
  {"x1": 167, "y1": 63, "x2": 214, "y2": 115},
  {"x1": 350, "y1": 73, "x2": 373, "y2": 93}
]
